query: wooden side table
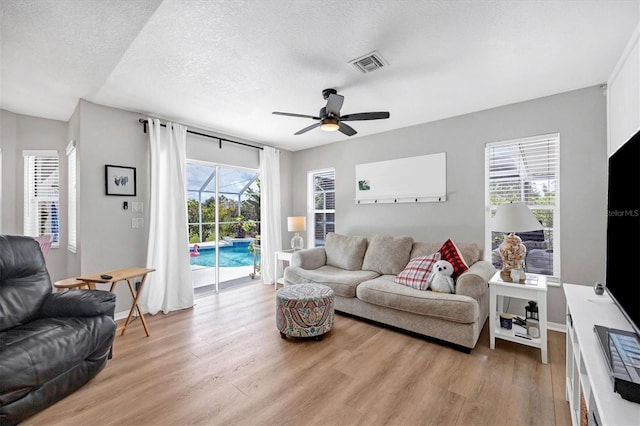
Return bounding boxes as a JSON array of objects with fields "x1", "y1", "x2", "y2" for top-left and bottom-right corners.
[
  {"x1": 77, "y1": 267, "x2": 155, "y2": 337},
  {"x1": 274, "y1": 250, "x2": 294, "y2": 289},
  {"x1": 489, "y1": 271, "x2": 548, "y2": 363}
]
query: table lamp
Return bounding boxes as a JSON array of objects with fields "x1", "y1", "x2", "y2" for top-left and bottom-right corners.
[
  {"x1": 287, "y1": 216, "x2": 306, "y2": 251},
  {"x1": 491, "y1": 202, "x2": 542, "y2": 280}
]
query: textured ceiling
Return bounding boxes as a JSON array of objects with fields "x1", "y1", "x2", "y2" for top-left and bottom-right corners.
[{"x1": 1, "y1": 0, "x2": 638, "y2": 151}]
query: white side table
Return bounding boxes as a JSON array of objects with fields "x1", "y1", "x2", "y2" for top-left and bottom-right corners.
[
  {"x1": 274, "y1": 250, "x2": 294, "y2": 289},
  {"x1": 489, "y1": 271, "x2": 548, "y2": 363}
]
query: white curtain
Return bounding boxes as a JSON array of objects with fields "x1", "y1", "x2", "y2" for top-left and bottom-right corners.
[
  {"x1": 140, "y1": 118, "x2": 194, "y2": 315},
  {"x1": 260, "y1": 146, "x2": 283, "y2": 284}
]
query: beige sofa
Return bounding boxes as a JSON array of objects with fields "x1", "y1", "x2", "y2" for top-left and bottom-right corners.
[{"x1": 284, "y1": 233, "x2": 496, "y2": 352}]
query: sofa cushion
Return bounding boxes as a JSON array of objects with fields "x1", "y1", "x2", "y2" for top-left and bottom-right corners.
[
  {"x1": 409, "y1": 242, "x2": 442, "y2": 260},
  {"x1": 0, "y1": 316, "x2": 114, "y2": 407},
  {"x1": 362, "y1": 234, "x2": 414, "y2": 275},
  {"x1": 455, "y1": 242, "x2": 481, "y2": 265},
  {"x1": 324, "y1": 233, "x2": 368, "y2": 271},
  {"x1": 394, "y1": 252, "x2": 441, "y2": 291},
  {"x1": 438, "y1": 239, "x2": 469, "y2": 278},
  {"x1": 291, "y1": 247, "x2": 327, "y2": 270},
  {"x1": 356, "y1": 275, "x2": 479, "y2": 324},
  {"x1": 284, "y1": 265, "x2": 379, "y2": 298}
]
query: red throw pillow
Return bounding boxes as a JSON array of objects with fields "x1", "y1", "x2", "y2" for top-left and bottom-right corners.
[
  {"x1": 438, "y1": 239, "x2": 469, "y2": 278},
  {"x1": 395, "y1": 252, "x2": 441, "y2": 291}
]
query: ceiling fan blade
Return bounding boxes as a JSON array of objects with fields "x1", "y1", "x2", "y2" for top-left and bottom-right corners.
[
  {"x1": 273, "y1": 111, "x2": 320, "y2": 120},
  {"x1": 340, "y1": 112, "x2": 390, "y2": 121},
  {"x1": 326, "y1": 93, "x2": 344, "y2": 116},
  {"x1": 338, "y1": 122, "x2": 357, "y2": 136},
  {"x1": 294, "y1": 122, "x2": 321, "y2": 135}
]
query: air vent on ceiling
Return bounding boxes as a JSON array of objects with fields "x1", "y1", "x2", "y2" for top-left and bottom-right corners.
[{"x1": 349, "y1": 50, "x2": 388, "y2": 74}]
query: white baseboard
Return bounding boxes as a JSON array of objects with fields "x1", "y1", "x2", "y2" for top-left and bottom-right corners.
[{"x1": 115, "y1": 310, "x2": 135, "y2": 321}]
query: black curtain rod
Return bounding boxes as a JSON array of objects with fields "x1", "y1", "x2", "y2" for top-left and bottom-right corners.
[{"x1": 138, "y1": 118, "x2": 263, "y2": 150}]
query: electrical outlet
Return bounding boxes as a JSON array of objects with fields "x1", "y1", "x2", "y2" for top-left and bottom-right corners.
[
  {"x1": 132, "y1": 202, "x2": 143, "y2": 213},
  {"x1": 131, "y1": 218, "x2": 144, "y2": 228}
]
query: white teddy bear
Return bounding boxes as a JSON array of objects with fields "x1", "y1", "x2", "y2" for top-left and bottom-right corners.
[{"x1": 429, "y1": 260, "x2": 455, "y2": 293}]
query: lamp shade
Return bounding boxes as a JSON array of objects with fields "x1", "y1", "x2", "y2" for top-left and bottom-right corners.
[
  {"x1": 492, "y1": 202, "x2": 542, "y2": 233},
  {"x1": 287, "y1": 216, "x2": 306, "y2": 232}
]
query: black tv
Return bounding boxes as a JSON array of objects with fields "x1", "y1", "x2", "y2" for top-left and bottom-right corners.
[{"x1": 605, "y1": 128, "x2": 640, "y2": 337}]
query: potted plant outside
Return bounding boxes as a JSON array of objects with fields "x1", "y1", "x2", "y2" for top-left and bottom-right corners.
[{"x1": 235, "y1": 216, "x2": 246, "y2": 238}]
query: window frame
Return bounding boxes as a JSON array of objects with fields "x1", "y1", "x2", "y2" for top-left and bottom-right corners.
[
  {"x1": 485, "y1": 133, "x2": 561, "y2": 281},
  {"x1": 66, "y1": 141, "x2": 77, "y2": 253},
  {"x1": 307, "y1": 168, "x2": 335, "y2": 247},
  {"x1": 23, "y1": 149, "x2": 60, "y2": 248}
]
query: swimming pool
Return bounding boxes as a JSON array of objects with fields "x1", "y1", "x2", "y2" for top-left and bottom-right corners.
[{"x1": 190, "y1": 244, "x2": 258, "y2": 267}]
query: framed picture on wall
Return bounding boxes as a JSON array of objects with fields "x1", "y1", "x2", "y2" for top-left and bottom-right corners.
[{"x1": 105, "y1": 165, "x2": 136, "y2": 196}]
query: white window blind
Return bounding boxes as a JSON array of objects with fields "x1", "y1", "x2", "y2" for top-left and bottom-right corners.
[
  {"x1": 23, "y1": 150, "x2": 60, "y2": 247},
  {"x1": 66, "y1": 141, "x2": 77, "y2": 253},
  {"x1": 485, "y1": 134, "x2": 561, "y2": 279},
  {"x1": 308, "y1": 169, "x2": 335, "y2": 247}
]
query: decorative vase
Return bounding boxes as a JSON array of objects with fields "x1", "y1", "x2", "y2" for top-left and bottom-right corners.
[{"x1": 499, "y1": 233, "x2": 526, "y2": 273}]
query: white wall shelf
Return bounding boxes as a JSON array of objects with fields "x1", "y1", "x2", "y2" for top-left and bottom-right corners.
[{"x1": 354, "y1": 195, "x2": 446, "y2": 204}]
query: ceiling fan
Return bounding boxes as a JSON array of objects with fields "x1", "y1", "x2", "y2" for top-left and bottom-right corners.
[{"x1": 272, "y1": 88, "x2": 390, "y2": 136}]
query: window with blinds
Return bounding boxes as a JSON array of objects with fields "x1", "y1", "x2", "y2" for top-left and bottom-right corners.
[
  {"x1": 485, "y1": 134, "x2": 560, "y2": 279},
  {"x1": 67, "y1": 142, "x2": 77, "y2": 253},
  {"x1": 308, "y1": 169, "x2": 335, "y2": 247},
  {"x1": 23, "y1": 150, "x2": 60, "y2": 247}
]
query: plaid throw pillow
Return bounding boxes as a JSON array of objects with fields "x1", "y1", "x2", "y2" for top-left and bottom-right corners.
[
  {"x1": 395, "y1": 252, "x2": 441, "y2": 290},
  {"x1": 438, "y1": 239, "x2": 469, "y2": 278}
]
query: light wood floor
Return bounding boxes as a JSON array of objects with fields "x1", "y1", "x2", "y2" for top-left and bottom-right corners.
[{"x1": 26, "y1": 283, "x2": 571, "y2": 426}]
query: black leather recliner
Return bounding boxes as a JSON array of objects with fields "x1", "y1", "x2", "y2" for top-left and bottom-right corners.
[{"x1": 0, "y1": 235, "x2": 117, "y2": 425}]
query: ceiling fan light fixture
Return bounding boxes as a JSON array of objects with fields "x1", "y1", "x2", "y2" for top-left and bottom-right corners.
[
  {"x1": 320, "y1": 118, "x2": 340, "y2": 131},
  {"x1": 273, "y1": 88, "x2": 389, "y2": 136}
]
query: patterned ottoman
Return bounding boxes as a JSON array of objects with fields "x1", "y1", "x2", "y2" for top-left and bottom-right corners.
[{"x1": 276, "y1": 284, "x2": 335, "y2": 340}]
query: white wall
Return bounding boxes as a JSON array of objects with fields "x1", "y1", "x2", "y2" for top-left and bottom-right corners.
[
  {"x1": 0, "y1": 110, "x2": 18, "y2": 233},
  {"x1": 290, "y1": 86, "x2": 608, "y2": 325},
  {"x1": 74, "y1": 100, "x2": 150, "y2": 311}
]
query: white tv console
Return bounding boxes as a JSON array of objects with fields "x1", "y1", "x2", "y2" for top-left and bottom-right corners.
[{"x1": 564, "y1": 283, "x2": 640, "y2": 426}]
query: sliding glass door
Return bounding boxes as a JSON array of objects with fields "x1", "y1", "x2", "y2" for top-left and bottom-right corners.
[{"x1": 186, "y1": 161, "x2": 260, "y2": 295}]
